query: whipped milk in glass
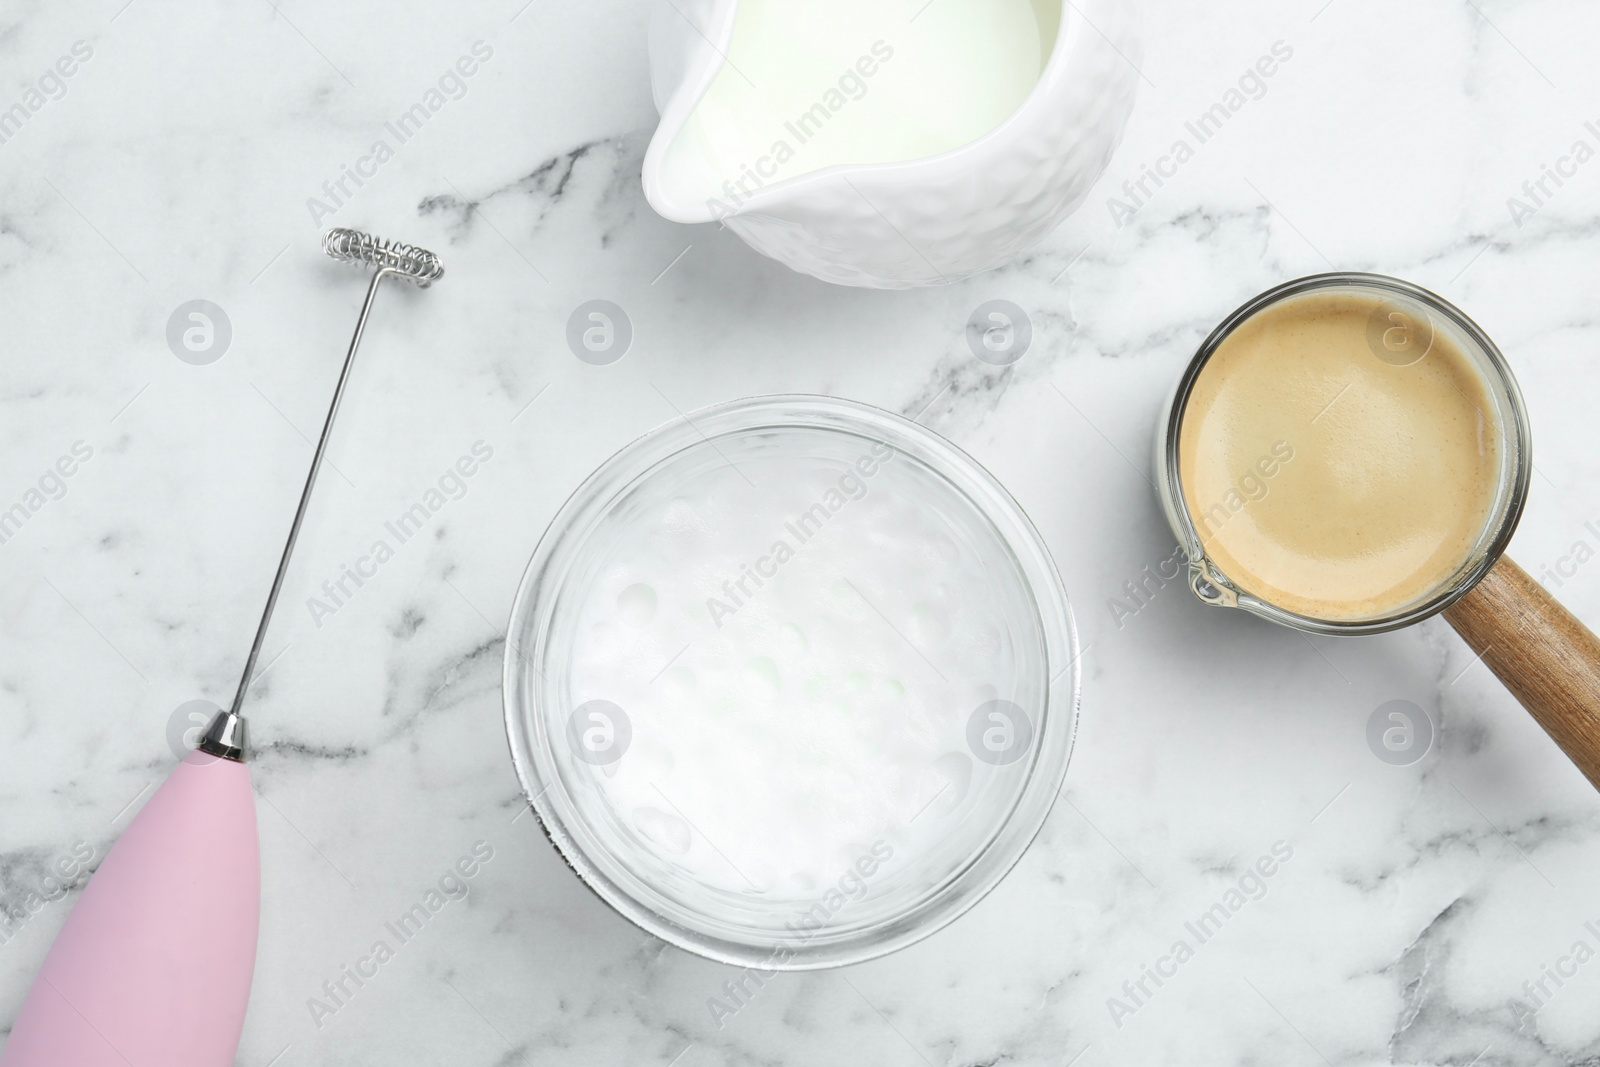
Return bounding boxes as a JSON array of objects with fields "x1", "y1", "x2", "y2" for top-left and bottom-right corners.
[{"x1": 562, "y1": 431, "x2": 1039, "y2": 896}]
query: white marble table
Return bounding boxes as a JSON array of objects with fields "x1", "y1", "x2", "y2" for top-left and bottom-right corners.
[{"x1": 3, "y1": 0, "x2": 1599, "y2": 1064}]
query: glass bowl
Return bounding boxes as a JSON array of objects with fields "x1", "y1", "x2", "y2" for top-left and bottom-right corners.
[{"x1": 504, "y1": 395, "x2": 1078, "y2": 968}]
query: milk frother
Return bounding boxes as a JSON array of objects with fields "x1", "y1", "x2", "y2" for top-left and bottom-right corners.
[{"x1": 1, "y1": 228, "x2": 444, "y2": 1067}]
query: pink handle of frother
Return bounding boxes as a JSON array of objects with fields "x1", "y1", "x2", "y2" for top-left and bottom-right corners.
[{"x1": 1, "y1": 751, "x2": 259, "y2": 1067}]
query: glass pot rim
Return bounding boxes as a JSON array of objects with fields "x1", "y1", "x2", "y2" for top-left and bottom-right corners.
[
  {"x1": 502, "y1": 393, "x2": 1081, "y2": 969},
  {"x1": 1158, "y1": 272, "x2": 1534, "y2": 636}
]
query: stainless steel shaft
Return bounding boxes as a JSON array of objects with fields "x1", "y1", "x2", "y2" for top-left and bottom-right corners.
[{"x1": 216, "y1": 231, "x2": 444, "y2": 742}]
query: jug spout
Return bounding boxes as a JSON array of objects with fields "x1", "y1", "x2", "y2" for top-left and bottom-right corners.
[{"x1": 643, "y1": 125, "x2": 740, "y2": 226}]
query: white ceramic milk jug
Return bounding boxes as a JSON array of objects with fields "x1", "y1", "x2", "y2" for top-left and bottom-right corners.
[{"x1": 642, "y1": 0, "x2": 1140, "y2": 289}]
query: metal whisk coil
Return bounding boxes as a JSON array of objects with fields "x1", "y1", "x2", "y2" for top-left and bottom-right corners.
[{"x1": 322, "y1": 227, "x2": 445, "y2": 287}]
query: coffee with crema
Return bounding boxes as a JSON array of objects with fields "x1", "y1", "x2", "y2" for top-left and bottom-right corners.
[{"x1": 1179, "y1": 290, "x2": 1503, "y2": 621}]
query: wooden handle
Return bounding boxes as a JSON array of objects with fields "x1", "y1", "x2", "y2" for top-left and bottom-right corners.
[{"x1": 1443, "y1": 555, "x2": 1600, "y2": 790}]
